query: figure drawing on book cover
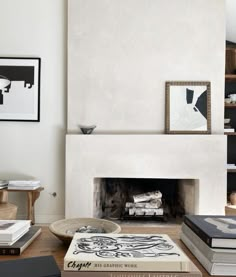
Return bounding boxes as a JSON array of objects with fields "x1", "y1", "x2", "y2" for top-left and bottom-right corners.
[
  {"x1": 73, "y1": 235, "x2": 178, "y2": 258},
  {"x1": 64, "y1": 233, "x2": 190, "y2": 272}
]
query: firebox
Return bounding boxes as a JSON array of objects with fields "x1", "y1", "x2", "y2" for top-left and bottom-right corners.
[{"x1": 94, "y1": 178, "x2": 196, "y2": 222}]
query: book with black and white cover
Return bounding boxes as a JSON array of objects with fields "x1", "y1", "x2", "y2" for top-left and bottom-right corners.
[
  {"x1": 180, "y1": 229, "x2": 236, "y2": 276},
  {"x1": 181, "y1": 223, "x2": 236, "y2": 263},
  {"x1": 61, "y1": 258, "x2": 202, "y2": 277},
  {"x1": 184, "y1": 215, "x2": 236, "y2": 248},
  {"x1": 64, "y1": 233, "x2": 191, "y2": 272},
  {"x1": 0, "y1": 220, "x2": 31, "y2": 244},
  {"x1": 0, "y1": 255, "x2": 61, "y2": 277},
  {"x1": 0, "y1": 226, "x2": 41, "y2": 255}
]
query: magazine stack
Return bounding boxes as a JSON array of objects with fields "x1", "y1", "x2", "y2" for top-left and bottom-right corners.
[
  {"x1": 8, "y1": 180, "x2": 41, "y2": 190},
  {"x1": 0, "y1": 220, "x2": 41, "y2": 255},
  {"x1": 180, "y1": 215, "x2": 236, "y2": 276},
  {"x1": 61, "y1": 232, "x2": 202, "y2": 277}
]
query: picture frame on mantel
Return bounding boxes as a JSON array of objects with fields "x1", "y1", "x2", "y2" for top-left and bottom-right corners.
[
  {"x1": 165, "y1": 81, "x2": 211, "y2": 134},
  {"x1": 0, "y1": 57, "x2": 41, "y2": 122}
]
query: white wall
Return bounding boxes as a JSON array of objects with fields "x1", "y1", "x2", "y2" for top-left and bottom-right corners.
[
  {"x1": 66, "y1": 0, "x2": 227, "y2": 219},
  {"x1": 226, "y1": 0, "x2": 236, "y2": 42},
  {"x1": 0, "y1": 0, "x2": 66, "y2": 223},
  {"x1": 0, "y1": 0, "x2": 227, "y2": 223},
  {"x1": 68, "y1": 0, "x2": 225, "y2": 134}
]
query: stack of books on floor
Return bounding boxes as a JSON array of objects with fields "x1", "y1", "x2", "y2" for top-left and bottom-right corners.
[
  {"x1": 0, "y1": 220, "x2": 41, "y2": 255},
  {"x1": 180, "y1": 215, "x2": 236, "y2": 276},
  {"x1": 8, "y1": 180, "x2": 41, "y2": 190},
  {"x1": 61, "y1": 232, "x2": 202, "y2": 277}
]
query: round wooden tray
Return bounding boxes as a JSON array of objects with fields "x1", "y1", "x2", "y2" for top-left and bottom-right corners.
[{"x1": 49, "y1": 217, "x2": 121, "y2": 244}]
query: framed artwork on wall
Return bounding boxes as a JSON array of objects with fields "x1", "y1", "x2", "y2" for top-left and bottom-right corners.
[
  {"x1": 0, "y1": 57, "x2": 41, "y2": 122},
  {"x1": 165, "y1": 81, "x2": 211, "y2": 134}
]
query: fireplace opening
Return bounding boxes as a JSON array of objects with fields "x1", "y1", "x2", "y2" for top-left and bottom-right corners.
[{"x1": 94, "y1": 178, "x2": 196, "y2": 222}]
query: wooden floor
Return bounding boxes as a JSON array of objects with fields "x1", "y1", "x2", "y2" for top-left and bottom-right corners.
[{"x1": 0, "y1": 225, "x2": 210, "y2": 276}]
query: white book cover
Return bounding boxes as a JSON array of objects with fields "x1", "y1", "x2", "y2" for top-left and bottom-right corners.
[
  {"x1": 8, "y1": 180, "x2": 41, "y2": 186},
  {"x1": 0, "y1": 227, "x2": 29, "y2": 246},
  {"x1": 0, "y1": 220, "x2": 31, "y2": 242},
  {"x1": 64, "y1": 233, "x2": 191, "y2": 272},
  {"x1": 7, "y1": 185, "x2": 41, "y2": 190}
]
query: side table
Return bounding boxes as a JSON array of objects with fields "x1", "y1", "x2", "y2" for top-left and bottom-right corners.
[{"x1": 0, "y1": 187, "x2": 44, "y2": 224}]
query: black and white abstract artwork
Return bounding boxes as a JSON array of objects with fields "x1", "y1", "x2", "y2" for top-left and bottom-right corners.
[
  {"x1": 165, "y1": 81, "x2": 211, "y2": 134},
  {"x1": 0, "y1": 57, "x2": 40, "y2": 121},
  {"x1": 73, "y1": 235, "x2": 179, "y2": 258}
]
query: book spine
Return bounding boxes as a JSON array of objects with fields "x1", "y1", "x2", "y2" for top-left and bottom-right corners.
[
  {"x1": 184, "y1": 217, "x2": 212, "y2": 247},
  {"x1": 181, "y1": 224, "x2": 215, "y2": 262},
  {"x1": 0, "y1": 248, "x2": 20, "y2": 255},
  {"x1": 62, "y1": 271, "x2": 201, "y2": 277},
  {"x1": 180, "y1": 233, "x2": 212, "y2": 275},
  {"x1": 64, "y1": 260, "x2": 189, "y2": 272}
]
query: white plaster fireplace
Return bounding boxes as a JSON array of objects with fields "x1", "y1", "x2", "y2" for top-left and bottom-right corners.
[{"x1": 65, "y1": 134, "x2": 227, "y2": 218}]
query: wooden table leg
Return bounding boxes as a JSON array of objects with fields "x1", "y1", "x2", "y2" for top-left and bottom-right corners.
[
  {"x1": 27, "y1": 190, "x2": 41, "y2": 225},
  {"x1": 0, "y1": 190, "x2": 8, "y2": 203}
]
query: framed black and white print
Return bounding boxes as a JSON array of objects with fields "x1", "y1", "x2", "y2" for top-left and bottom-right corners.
[
  {"x1": 165, "y1": 81, "x2": 211, "y2": 134},
  {"x1": 0, "y1": 57, "x2": 40, "y2": 121}
]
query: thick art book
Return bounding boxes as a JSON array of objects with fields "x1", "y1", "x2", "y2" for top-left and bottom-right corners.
[
  {"x1": 184, "y1": 215, "x2": 236, "y2": 248},
  {"x1": 181, "y1": 223, "x2": 236, "y2": 263},
  {"x1": 0, "y1": 219, "x2": 31, "y2": 244},
  {"x1": 180, "y1": 230, "x2": 236, "y2": 276},
  {"x1": 64, "y1": 233, "x2": 191, "y2": 272}
]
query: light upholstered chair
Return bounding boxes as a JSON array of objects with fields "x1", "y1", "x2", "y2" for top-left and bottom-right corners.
[{"x1": 0, "y1": 191, "x2": 18, "y2": 219}]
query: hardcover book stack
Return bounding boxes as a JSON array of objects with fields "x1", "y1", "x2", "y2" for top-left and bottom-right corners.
[
  {"x1": 0, "y1": 220, "x2": 41, "y2": 255},
  {"x1": 180, "y1": 215, "x2": 236, "y2": 276},
  {"x1": 8, "y1": 180, "x2": 41, "y2": 190},
  {"x1": 62, "y1": 232, "x2": 202, "y2": 277}
]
